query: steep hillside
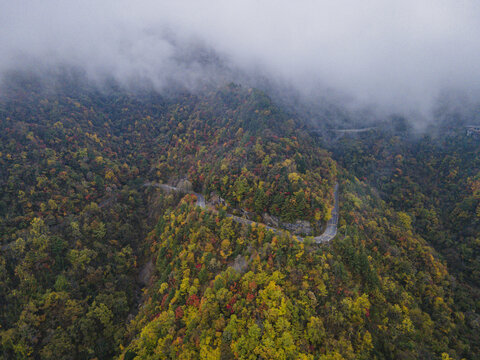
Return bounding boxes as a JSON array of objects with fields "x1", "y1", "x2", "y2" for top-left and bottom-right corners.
[
  {"x1": 120, "y1": 175, "x2": 474, "y2": 359},
  {"x1": 331, "y1": 126, "x2": 480, "y2": 356},
  {"x1": 0, "y1": 81, "x2": 335, "y2": 359},
  {"x1": 0, "y1": 78, "x2": 477, "y2": 359}
]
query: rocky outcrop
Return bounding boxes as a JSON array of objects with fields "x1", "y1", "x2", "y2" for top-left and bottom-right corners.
[
  {"x1": 138, "y1": 259, "x2": 154, "y2": 286},
  {"x1": 209, "y1": 193, "x2": 227, "y2": 207},
  {"x1": 281, "y1": 220, "x2": 313, "y2": 236},
  {"x1": 262, "y1": 213, "x2": 279, "y2": 227},
  {"x1": 176, "y1": 179, "x2": 193, "y2": 192},
  {"x1": 262, "y1": 213, "x2": 312, "y2": 236},
  {"x1": 230, "y1": 254, "x2": 248, "y2": 273}
]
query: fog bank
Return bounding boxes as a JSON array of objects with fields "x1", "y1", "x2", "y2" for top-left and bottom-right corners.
[{"x1": 2, "y1": 0, "x2": 480, "y2": 123}]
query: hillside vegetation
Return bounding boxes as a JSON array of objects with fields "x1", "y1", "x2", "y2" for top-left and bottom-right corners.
[{"x1": 0, "y1": 78, "x2": 477, "y2": 359}]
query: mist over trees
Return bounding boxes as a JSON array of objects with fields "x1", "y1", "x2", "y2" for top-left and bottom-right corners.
[{"x1": 2, "y1": 0, "x2": 480, "y2": 126}]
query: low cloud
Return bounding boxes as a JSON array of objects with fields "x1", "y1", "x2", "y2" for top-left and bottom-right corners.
[{"x1": 2, "y1": 0, "x2": 480, "y2": 122}]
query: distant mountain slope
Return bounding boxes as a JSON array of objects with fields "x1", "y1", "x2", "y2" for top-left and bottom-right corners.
[{"x1": 331, "y1": 126, "x2": 480, "y2": 357}]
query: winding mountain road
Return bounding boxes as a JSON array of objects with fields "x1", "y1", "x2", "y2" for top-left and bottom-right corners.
[
  {"x1": 313, "y1": 183, "x2": 339, "y2": 243},
  {"x1": 145, "y1": 182, "x2": 339, "y2": 243}
]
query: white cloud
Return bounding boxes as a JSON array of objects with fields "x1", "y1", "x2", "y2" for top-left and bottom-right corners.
[{"x1": 2, "y1": 0, "x2": 480, "y2": 118}]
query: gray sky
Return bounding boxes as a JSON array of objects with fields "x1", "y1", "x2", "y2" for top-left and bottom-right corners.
[{"x1": 2, "y1": 0, "x2": 480, "y2": 118}]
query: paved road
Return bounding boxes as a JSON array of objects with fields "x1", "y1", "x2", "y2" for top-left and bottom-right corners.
[
  {"x1": 312, "y1": 183, "x2": 339, "y2": 243},
  {"x1": 145, "y1": 182, "x2": 339, "y2": 243},
  {"x1": 333, "y1": 127, "x2": 377, "y2": 133}
]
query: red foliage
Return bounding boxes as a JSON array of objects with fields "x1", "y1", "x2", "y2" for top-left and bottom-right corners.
[
  {"x1": 175, "y1": 306, "x2": 184, "y2": 319},
  {"x1": 161, "y1": 294, "x2": 169, "y2": 308},
  {"x1": 187, "y1": 294, "x2": 200, "y2": 308}
]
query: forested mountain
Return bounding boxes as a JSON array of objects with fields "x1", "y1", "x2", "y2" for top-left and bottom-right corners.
[
  {"x1": 0, "y1": 77, "x2": 478, "y2": 359},
  {"x1": 332, "y1": 126, "x2": 480, "y2": 354}
]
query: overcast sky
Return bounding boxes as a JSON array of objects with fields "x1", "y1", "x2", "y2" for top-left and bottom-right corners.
[{"x1": 2, "y1": 0, "x2": 480, "y2": 118}]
